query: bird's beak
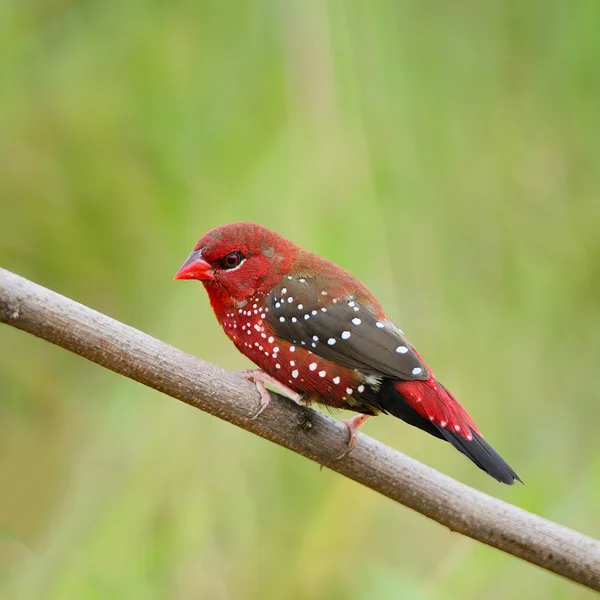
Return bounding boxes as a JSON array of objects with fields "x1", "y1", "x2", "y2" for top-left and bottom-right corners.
[{"x1": 173, "y1": 250, "x2": 215, "y2": 281}]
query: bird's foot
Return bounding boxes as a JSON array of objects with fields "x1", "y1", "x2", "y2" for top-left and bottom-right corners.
[
  {"x1": 336, "y1": 414, "x2": 371, "y2": 459},
  {"x1": 239, "y1": 369, "x2": 301, "y2": 419}
]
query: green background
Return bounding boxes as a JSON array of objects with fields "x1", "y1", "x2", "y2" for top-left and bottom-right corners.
[{"x1": 1, "y1": 2, "x2": 599, "y2": 598}]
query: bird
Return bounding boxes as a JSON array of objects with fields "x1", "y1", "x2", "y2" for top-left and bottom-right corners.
[{"x1": 174, "y1": 222, "x2": 521, "y2": 484}]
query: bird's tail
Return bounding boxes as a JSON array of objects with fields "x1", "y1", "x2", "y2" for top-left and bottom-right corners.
[{"x1": 378, "y1": 377, "x2": 522, "y2": 485}]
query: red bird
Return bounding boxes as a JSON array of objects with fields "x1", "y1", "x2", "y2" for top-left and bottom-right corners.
[{"x1": 175, "y1": 222, "x2": 521, "y2": 484}]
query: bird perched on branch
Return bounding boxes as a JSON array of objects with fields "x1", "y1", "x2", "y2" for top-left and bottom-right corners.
[{"x1": 175, "y1": 222, "x2": 520, "y2": 484}]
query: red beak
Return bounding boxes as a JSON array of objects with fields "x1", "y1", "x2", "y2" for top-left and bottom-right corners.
[{"x1": 173, "y1": 250, "x2": 215, "y2": 281}]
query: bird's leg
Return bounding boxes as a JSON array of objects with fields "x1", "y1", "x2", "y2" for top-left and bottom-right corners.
[
  {"x1": 337, "y1": 414, "x2": 371, "y2": 459},
  {"x1": 239, "y1": 369, "x2": 302, "y2": 419}
]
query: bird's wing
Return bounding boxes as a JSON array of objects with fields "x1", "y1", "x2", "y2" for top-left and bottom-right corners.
[{"x1": 264, "y1": 276, "x2": 429, "y2": 381}]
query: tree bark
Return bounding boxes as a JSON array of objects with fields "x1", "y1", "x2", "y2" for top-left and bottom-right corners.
[{"x1": 1, "y1": 267, "x2": 599, "y2": 592}]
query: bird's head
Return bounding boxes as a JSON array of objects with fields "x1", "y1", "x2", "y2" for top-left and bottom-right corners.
[{"x1": 174, "y1": 222, "x2": 299, "y2": 308}]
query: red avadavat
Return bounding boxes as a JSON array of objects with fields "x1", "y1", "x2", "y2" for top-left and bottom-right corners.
[{"x1": 175, "y1": 222, "x2": 520, "y2": 484}]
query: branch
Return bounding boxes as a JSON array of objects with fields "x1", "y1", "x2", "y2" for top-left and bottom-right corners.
[{"x1": 1, "y1": 267, "x2": 599, "y2": 592}]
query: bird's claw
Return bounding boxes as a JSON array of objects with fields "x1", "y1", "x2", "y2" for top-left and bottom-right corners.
[
  {"x1": 335, "y1": 414, "x2": 371, "y2": 460},
  {"x1": 239, "y1": 370, "x2": 273, "y2": 419},
  {"x1": 238, "y1": 369, "x2": 302, "y2": 419}
]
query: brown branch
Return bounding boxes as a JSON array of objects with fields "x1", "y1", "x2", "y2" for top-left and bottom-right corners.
[{"x1": 1, "y1": 266, "x2": 599, "y2": 591}]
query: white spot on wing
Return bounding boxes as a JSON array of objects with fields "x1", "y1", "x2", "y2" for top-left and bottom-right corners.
[
  {"x1": 412, "y1": 367, "x2": 422, "y2": 375},
  {"x1": 396, "y1": 345, "x2": 408, "y2": 354},
  {"x1": 341, "y1": 331, "x2": 351, "y2": 339},
  {"x1": 327, "y1": 338, "x2": 336, "y2": 345},
  {"x1": 352, "y1": 318, "x2": 361, "y2": 325}
]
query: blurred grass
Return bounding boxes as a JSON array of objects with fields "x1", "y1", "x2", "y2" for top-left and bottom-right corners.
[{"x1": 1, "y1": 1, "x2": 599, "y2": 598}]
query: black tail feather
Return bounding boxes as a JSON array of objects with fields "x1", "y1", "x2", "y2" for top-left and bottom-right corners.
[
  {"x1": 435, "y1": 426, "x2": 522, "y2": 485},
  {"x1": 376, "y1": 381, "x2": 522, "y2": 485}
]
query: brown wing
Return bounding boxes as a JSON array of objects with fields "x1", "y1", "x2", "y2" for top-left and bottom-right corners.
[{"x1": 265, "y1": 276, "x2": 429, "y2": 381}]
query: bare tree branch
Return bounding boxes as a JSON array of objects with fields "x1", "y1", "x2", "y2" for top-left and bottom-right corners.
[{"x1": 1, "y1": 267, "x2": 599, "y2": 592}]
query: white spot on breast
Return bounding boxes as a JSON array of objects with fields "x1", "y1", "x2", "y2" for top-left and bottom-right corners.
[
  {"x1": 290, "y1": 360, "x2": 295, "y2": 367},
  {"x1": 357, "y1": 385, "x2": 365, "y2": 393},
  {"x1": 412, "y1": 367, "x2": 422, "y2": 375},
  {"x1": 333, "y1": 376, "x2": 341, "y2": 384},
  {"x1": 327, "y1": 338, "x2": 336, "y2": 345},
  {"x1": 297, "y1": 304, "x2": 303, "y2": 310},
  {"x1": 292, "y1": 369, "x2": 299, "y2": 378},
  {"x1": 318, "y1": 370, "x2": 326, "y2": 377},
  {"x1": 254, "y1": 324, "x2": 261, "y2": 331},
  {"x1": 281, "y1": 288, "x2": 287, "y2": 294},
  {"x1": 311, "y1": 310, "x2": 317, "y2": 315},
  {"x1": 454, "y1": 425, "x2": 461, "y2": 432},
  {"x1": 321, "y1": 290, "x2": 328, "y2": 296},
  {"x1": 268, "y1": 336, "x2": 274, "y2": 343},
  {"x1": 440, "y1": 421, "x2": 447, "y2": 428},
  {"x1": 348, "y1": 301, "x2": 355, "y2": 307},
  {"x1": 291, "y1": 317, "x2": 297, "y2": 323},
  {"x1": 304, "y1": 314, "x2": 310, "y2": 320},
  {"x1": 309, "y1": 362, "x2": 317, "y2": 371},
  {"x1": 321, "y1": 307, "x2": 327, "y2": 312},
  {"x1": 352, "y1": 318, "x2": 361, "y2": 325},
  {"x1": 275, "y1": 302, "x2": 281, "y2": 308},
  {"x1": 346, "y1": 387, "x2": 353, "y2": 395},
  {"x1": 290, "y1": 346, "x2": 295, "y2": 352},
  {"x1": 341, "y1": 331, "x2": 351, "y2": 339},
  {"x1": 275, "y1": 364, "x2": 281, "y2": 369},
  {"x1": 396, "y1": 345, "x2": 408, "y2": 354},
  {"x1": 273, "y1": 346, "x2": 280, "y2": 353},
  {"x1": 287, "y1": 297, "x2": 293, "y2": 303},
  {"x1": 299, "y1": 278, "x2": 306, "y2": 283},
  {"x1": 353, "y1": 306, "x2": 359, "y2": 312},
  {"x1": 312, "y1": 335, "x2": 319, "y2": 341},
  {"x1": 279, "y1": 317, "x2": 285, "y2": 322}
]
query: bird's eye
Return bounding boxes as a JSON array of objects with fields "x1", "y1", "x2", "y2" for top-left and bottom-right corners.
[{"x1": 221, "y1": 252, "x2": 243, "y2": 269}]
